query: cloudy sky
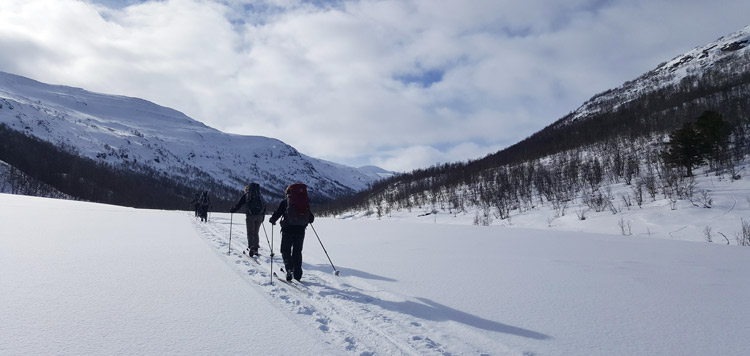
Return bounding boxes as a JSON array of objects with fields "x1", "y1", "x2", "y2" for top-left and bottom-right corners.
[{"x1": 1, "y1": 0, "x2": 749, "y2": 172}]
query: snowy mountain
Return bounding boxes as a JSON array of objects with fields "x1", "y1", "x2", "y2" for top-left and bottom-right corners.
[
  {"x1": 0, "y1": 71, "x2": 389, "y2": 201},
  {"x1": 566, "y1": 25, "x2": 750, "y2": 124},
  {"x1": 355, "y1": 165, "x2": 396, "y2": 179}
]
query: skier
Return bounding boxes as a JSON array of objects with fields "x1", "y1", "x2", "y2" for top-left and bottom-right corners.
[
  {"x1": 230, "y1": 183, "x2": 266, "y2": 256},
  {"x1": 190, "y1": 193, "x2": 201, "y2": 217},
  {"x1": 269, "y1": 183, "x2": 314, "y2": 281},
  {"x1": 198, "y1": 190, "x2": 211, "y2": 222}
]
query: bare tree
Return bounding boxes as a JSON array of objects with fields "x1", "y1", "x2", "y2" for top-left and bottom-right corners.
[
  {"x1": 632, "y1": 182, "x2": 644, "y2": 208},
  {"x1": 691, "y1": 189, "x2": 713, "y2": 209},
  {"x1": 618, "y1": 218, "x2": 633, "y2": 236},
  {"x1": 737, "y1": 219, "x2": 750, "y2": 246}
]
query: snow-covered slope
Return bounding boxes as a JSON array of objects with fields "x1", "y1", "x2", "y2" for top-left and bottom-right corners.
[
  {"x1": 355, "y1": 165, "x2": 396, "y2": 179},
  {"x1": 2, "y1": 193, "x2": 749, "y2": 355},
  {"x1": 567, "y1": 25, "x2": 750, "y2": 124},
  {"x1": 0, "y1": 71, "x2": 387, "y2": 199}
]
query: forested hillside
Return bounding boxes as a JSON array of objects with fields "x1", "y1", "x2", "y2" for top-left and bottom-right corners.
[{"x1": 321, "y1": 28, "x2": 750, "y2": 222}]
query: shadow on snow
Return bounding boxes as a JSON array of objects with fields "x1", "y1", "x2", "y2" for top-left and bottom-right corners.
[{"x1": 305, "y1": 277, "x2": 551, "y2": 340}]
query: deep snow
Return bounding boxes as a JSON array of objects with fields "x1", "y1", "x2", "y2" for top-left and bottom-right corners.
[{"x1": 1, "y1": 192, "x2": 749, "y2": 355}]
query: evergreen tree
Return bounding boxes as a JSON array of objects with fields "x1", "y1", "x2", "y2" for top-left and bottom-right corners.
[
  {"x1": 663, "y1": 121, "x2": 704, "y2": 177},
  {"x1": 694, "y1": 110, "x2": 731, "y2": 169}
]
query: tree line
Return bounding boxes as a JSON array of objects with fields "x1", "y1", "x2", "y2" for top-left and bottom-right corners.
[{"x1": 322, "y1": 111, "x2": 748, "y2": 222}]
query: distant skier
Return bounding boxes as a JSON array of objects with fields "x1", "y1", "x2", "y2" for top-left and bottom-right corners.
[
  {"x1": 230, "y1": 183, "x2": 266, "y2": 256},
  {"x1": 190, "y1": 193, "x2": 201, "y2": 217},
  {"x1": 198, "y1": 190, "x2": 211, "y2": 222},
  {"x1": 269, "y1": 183, "x2": 314, "y2": 281}
]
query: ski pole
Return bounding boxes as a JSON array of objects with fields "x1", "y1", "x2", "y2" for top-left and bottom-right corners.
[
  {"x1": 310, "y1": 224, "x2": 340, "y2": 276},
  {"x1": 261, "y1": 222, "x2": 274, "y2": 257},
  {"x1": 228, "y1": 213, "x2": 233, "y2": 255},
  {"x1": 274, "y1": 224, "x2": 276, "y2": 285}
]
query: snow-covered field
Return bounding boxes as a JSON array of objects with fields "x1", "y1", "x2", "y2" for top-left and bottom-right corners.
[{"x1": 1, "y1": 192, "x2": 749, "y2": 355}]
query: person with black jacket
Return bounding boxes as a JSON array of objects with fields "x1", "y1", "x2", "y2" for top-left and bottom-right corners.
[
  {"x1": 230, "y1": 183, "x2": 266, "y2": 256},
  {"x1": 198, "y1": 190, "x2": 210, "y2": 222},
  {"x1": 190, "y1": 193, "x2": 201, "y2": 217},
  {"x1": 269, "y1": 184, "x2": 314, "y2": 281}
]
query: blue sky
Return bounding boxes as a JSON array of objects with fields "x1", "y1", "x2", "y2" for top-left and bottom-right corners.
[{"x1": 1, "y1": 0, "x2": 749, "y2": 172}]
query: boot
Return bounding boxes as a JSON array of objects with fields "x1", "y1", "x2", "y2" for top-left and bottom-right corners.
[{"x1": 285, "y1": 268, "x2": 293, "y2": 282}]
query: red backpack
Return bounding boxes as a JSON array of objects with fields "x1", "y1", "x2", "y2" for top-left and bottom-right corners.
[{"x1": 285, "y1": 183, "x2": 310, "y2": 226}]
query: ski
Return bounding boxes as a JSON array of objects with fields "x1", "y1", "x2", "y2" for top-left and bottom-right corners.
[
  {"x1": 272, "y1": 272, "x2": 296, "y2": 286},
  {"x1": 279, "y1": 267, "x2": 307, "y2": 285},
  {"x1": 273, "y1": 269, "x2": 306, "y2": 287},
  {"x1": 242, "y1": 249, "x2": 261, "y2": 265}
]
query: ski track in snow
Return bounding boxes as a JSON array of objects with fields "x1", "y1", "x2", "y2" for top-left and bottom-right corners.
[
  {"x1": 668, "y1": 179, "x2": 739, "y2": 238},
  {"x1": 189, "y1": 213, "x2": 500, "y2": 356}
]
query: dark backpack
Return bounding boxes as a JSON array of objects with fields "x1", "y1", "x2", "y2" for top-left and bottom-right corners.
[
  {"x1": 284, "y1": 183, "x2": 310, "y2": 226},
  {"x1": 245, "y1": 183, "x2": 265, "y2": 215}
]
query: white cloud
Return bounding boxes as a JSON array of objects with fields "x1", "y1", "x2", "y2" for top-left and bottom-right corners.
[
  {"x1": 1, "y1": 0, "x2": 749, "y2": 172},
  {"x1": 369, "y1": 141, "x2": 506, "y2": 172}
]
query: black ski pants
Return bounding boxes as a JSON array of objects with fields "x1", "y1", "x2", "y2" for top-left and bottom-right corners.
[
  {"x1": 199, "y1": 204, "x2": 209, "y2": 221},
  {"x1": 280, "y1": 231, "x2": 305, "y2": 279}
]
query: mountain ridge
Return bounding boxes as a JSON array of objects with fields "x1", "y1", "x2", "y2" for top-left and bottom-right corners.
[
  {"x1": 565, "y1": 24, "x2": 750, "y2": 126},
  {"x1": 0, "y1": 71, "x2": 393, "y2": 202}
]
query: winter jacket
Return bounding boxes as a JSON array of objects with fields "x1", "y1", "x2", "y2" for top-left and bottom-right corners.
[
  {"x1": 198, "y1": 193, "x2": 210, "y2": 207},
  {"x1": 230, "y1": 192, "x2": 266, "y2": 215},
  {"x1": 269, "y1": 199, "x2": 314, "y2": 235}
]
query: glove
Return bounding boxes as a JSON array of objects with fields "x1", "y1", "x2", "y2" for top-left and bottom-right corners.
[
  {"x1": 230, "y1": 207, "x2": 237, "y2": 213},
  {"x1": 269, "y1": 218, "x2": 276, "y2": 225}
]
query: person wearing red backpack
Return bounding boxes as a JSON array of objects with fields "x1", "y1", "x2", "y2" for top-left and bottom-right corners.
[{"x1": 269, "y1": 183, "x2": 314, "y2": 281}]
